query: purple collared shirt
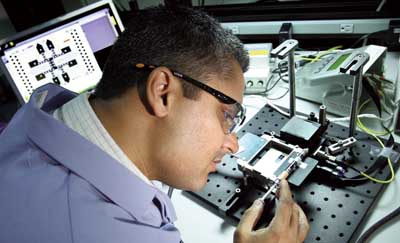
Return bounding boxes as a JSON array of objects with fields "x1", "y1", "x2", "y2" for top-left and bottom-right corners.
[{"x1": 0, "y1": 84, "x2": 182, "y2": 243}]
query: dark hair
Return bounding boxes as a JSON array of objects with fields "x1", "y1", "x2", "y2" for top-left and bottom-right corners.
[{"x1": 95, "y1": 5, "x2": 249, "y2": 100}]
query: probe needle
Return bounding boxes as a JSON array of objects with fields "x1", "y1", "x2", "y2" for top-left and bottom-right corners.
[{"x1": 260, "y1": 171, "x2": 289, "y2": 201}]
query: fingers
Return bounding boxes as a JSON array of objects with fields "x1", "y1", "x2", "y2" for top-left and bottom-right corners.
[
  {"x1": 272, "y1": 179, "x2": 294, "y2": 227},
  {"x1": 278, "y1": 171, "x2": 289, "y2": 180},
  {"x1": 295, "y1": 204, "x2": 310, "y2": 243},
  {"x1": 234, "y1": 180, "x2": 310, "y2": 243},
  {"x1": 268, "y1": 180, "x2": 309, "y2": 242},
  {"x1": 236, "y1": 199, "x2": 265, "y2": 234},
  {"x1": 277, "y1": 179, "x2": 292, "y2": 202},
  {"x1": 290, "y1": 201, "x2": 300, "y2": 228}
]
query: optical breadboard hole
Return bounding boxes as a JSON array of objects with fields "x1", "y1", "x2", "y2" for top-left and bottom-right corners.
[{"x1": 185, "y1": 104, "x2": 399, "y2": 243}]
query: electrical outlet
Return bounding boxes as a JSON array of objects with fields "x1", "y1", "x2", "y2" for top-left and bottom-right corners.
[
  {"x1": 245, "y1": 78, "x2": 268, "y2": 93},
  {"x1": 340, "y1": 24, "x2": 354, "y2": 33}
]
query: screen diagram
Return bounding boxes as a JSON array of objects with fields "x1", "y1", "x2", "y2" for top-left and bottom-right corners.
[{"x1": 3, "y1": 24, "x2": 102, "y2": 102}]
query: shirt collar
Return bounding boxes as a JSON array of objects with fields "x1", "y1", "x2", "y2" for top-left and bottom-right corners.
[{"x1": 54, "y1": 92, "x2": 153, "y2": 185}]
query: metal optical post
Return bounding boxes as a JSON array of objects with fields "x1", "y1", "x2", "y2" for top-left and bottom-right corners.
[
  {"x1": 270, "y1": 39, "x2": 299, "y2": 117},
  {"x1": 339, "y1": 52, "x2": 370, "y2": 137}
]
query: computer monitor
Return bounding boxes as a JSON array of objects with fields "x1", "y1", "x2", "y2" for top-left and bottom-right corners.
[{"x1": 0, "y1": 0, "x2": 124, "y2": 104}]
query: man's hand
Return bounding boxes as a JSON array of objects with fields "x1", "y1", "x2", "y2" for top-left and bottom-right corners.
[{"x1": 234, "y1": 180, "x2": 309, "y2": 243}]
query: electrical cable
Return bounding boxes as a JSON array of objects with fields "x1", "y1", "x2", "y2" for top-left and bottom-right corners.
[
  {"x1": 277, "y1": 61, "x2": 289, "y2": 83},
  {"x1": 255, "y1": 99, "x2": 393, "y2": 184},
  {"x1": 265, "y1": 100, "x2": 290, "y2": 117},
  {"x1": 259, "y1": 107, "x2": 397, "y2": 240},
  {"x1": 356, "y1": 127, "x2": 395, "y2": 184},
  {"x1": 266, "y1": 66, "x2": 286, "y2": 92},
  {"x1": 265, "y1": 75, "x2": 281, "y2": 92},
  {"x1": 350, "y1": 30, "x2": 387, "y2": 48},
  {"x1": 352, "y1": 97, "x2": 396, "y2": 184},
  {"x1": 364, "y1": 73, "x2": 398, "y2": 130},
  {"x1": 264, "y1": 62, "x2": 290, "y2": 100},
  {"x1": 278, "y1": 71, "x2": 288, "y2": 83},
  {"x1": 310, "y1": 45, "x2": 343, "y2": 63},
  {"x1": 299, "y1": 57, "x2": 319, "y2": 62},
  {"x1": 331, "y1": 82, "x2": 396, "y2": 131},
  {"x1": 356, "y1": 99, "x2": 392, "y2": 136},
  {"x1": 260, "y1": 77, "x2": 395, "y2": 184},
  {"x1": 266, "y1": 88, "x2": 289, "y2": 100},
  {"x1": 297, "y1": 48, "x2": 340, "y2": 64},
  {"x1": 356, "y1": 205, "x2": 400, "y2": 243},
  {"x1": 333, "y1": 160, "x2": 363, "y2": 174},
  {"x1": 315, "y1": 103, "x2": 396, "y2": 185}
]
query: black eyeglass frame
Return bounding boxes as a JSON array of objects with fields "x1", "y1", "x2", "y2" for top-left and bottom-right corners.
[{"x1": 134, "y1": 63, "x2": 246, "y2": 133}]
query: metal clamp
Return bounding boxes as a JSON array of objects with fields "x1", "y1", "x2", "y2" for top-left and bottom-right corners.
[
  {"x1": 339, "y1": 52, "x2": 370, "y2": 137},
  {"x1": 271, "y1": 39, "x2": 299, "y2": 117},
  {"x1": 328, "y1": 137, "x2": 357, "y2": 155}
]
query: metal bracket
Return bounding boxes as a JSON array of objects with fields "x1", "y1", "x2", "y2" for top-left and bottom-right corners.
[
  {"x1": 270, "y1": 39, "x2": 299, "y2": 117},
  {"x1": 339, "y1": 52, "x2": 370, "y2": 75},
  {"x1": 339, "y1": 52, "x2": 370, "y2": 137},
  {"x1": 328, "y1": 137, "x2": 357, "y2": 155},
  {"x1": 270, "y1": 39, "x2": 298, "y2": 59}
]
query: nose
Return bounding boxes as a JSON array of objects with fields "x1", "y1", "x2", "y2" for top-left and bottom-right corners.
[{"x1": 221, "y1": 132, "x2": 239, "y2": 154}]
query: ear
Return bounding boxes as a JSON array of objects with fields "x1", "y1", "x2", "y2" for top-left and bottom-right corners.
[{"x1": 146, "y1": 67, "x2": 180, "y2": 118}]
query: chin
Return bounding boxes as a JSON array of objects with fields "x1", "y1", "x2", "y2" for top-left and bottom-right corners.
[
  {"x1": 185, "y1": 177, "x2": 208, "y2": 192},
  {"x1": 169, "y1": 171, "x2": 209, "y2": 192}
]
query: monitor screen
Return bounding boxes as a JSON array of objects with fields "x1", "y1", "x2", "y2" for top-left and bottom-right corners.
[{"x1": 0, "y1": 0, "x2": 124, "y2": 103}]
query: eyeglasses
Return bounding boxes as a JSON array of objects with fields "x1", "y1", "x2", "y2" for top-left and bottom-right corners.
[{"x1": 134, "y1": 63, "x2": 246, "y2": 134}]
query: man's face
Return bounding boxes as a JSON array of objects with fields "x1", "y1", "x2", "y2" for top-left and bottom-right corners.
[{"x1": 153, "y1": 61, "x2": 245, "y2": 191}]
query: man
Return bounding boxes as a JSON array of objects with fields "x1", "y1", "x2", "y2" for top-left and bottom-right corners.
[{"x1": 0, "y1": 5, "x2": 308, "y2": 243}]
